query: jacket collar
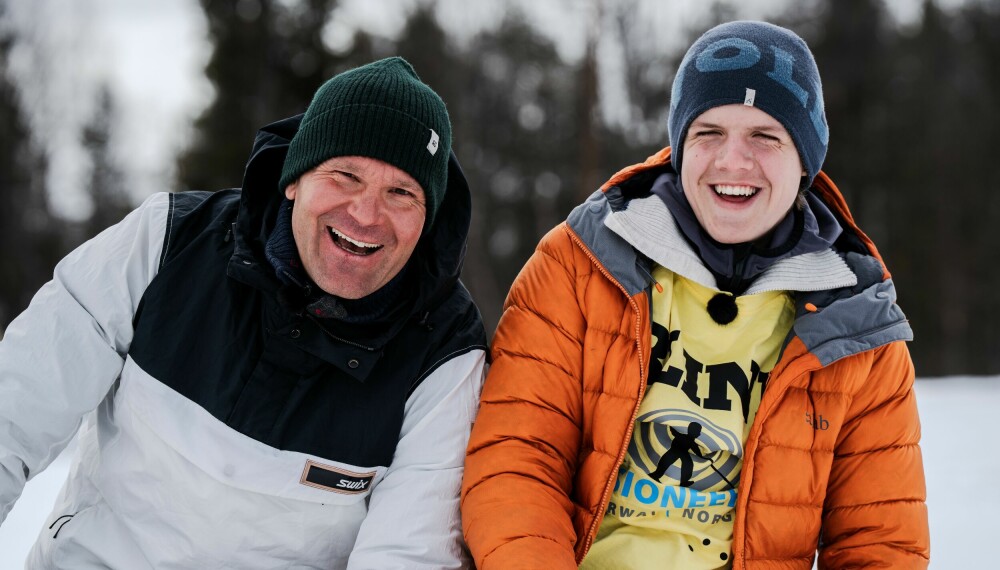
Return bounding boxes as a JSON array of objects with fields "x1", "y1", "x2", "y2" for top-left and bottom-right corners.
[
  {"x1": 647, "y1": 171, "x2": 845, "y2": 294},
  {"x1": 596, "y1": 147, "x2": 893, "y2": 279},
  {"x1": 604, "y1": 193, "x2": 857, "y2": 295},
  {"x1": 568, "y1": 146, "x2": 911, "y2": 365}
]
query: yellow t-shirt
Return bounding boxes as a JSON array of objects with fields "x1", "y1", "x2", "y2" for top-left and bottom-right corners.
[{"x1": 581, "y1": 267, "x2": 794, "y2": 570}]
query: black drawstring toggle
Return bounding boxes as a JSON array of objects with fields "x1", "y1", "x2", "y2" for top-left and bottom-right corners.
[
  {"x1": 417, "y1": 311, "x2": 434, "y2": 331},
  {"x1": 707, "y1": 293, "x2": 738, "y2": 325}
]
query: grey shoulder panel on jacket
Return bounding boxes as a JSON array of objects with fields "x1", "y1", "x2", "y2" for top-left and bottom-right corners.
[
  {"x1": 794, "y1": 253, "x2": 913, "y2": 366},
  {"x1": 567, "y1": 187, "x2": 912, "y2": 366},
  {"x1": 566, "y1": 188, "x2": 649, "y2": 297}
]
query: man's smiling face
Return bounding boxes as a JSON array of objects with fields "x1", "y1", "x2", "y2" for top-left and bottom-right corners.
[
  {"x1": 680, "y1": 104, "x2": 805, "y2": 244},
  {"x1": 284, "y1": 155, "x2": 426, "y2": 299}
]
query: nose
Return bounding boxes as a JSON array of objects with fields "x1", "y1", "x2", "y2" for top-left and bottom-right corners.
[
  {"x1": 346, "y1": 187, "x2": 382, "y2": 226},
  {"x1": 714, "y1": 137, "x2": 755, "y2": 171}
]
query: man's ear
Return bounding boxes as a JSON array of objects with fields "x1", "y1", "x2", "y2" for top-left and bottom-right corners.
[{"x1": 284, "y1": 181, "x2": 297, "y2": 200}]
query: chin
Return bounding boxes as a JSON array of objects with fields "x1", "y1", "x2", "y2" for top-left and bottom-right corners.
[
  {"x1": 706, "y1": 221, "x2": 767, "y2": 245},
  {"x1": 708, "y1": 230, "x2": 750, "y2": 245},
  {"x1": 322, "y1": 286, "x2": 369, "y2": 299}
]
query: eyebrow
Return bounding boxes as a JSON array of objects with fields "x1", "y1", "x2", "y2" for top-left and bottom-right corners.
[
  {"x1": 325, "y1": 158, "x2": 424, "y2": 194},
  {"x1": 393, "y1": 179, "x2": 424, "y2": 196},
  {"x1": 690, "y1": 120, "x2": 786, "y2": 134}
]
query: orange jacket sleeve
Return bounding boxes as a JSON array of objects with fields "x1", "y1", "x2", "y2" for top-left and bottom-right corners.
[
  {"x1": 819, "y1": 341, "x2": 930, "y2": 568},
  {"x1": 461, "y1": 227, "x2": 586, "y2": 569}
]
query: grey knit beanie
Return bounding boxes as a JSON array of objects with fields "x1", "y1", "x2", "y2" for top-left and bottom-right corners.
[
  {"x1": 280, "y1": 57, "x2": 452, "y2": 231},
  {"x1": 668, "y1": 21, "x2": 829, "y2": 187}
]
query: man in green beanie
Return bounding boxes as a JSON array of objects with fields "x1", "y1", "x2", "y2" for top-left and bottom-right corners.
[{"x1": 0, "y1": 57, "x2": 486, "y2": 569}]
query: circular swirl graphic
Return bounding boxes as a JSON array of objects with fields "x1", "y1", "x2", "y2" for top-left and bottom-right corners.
[{"x1": 628, "y1": 409, "x2": 743, "y2": 491}]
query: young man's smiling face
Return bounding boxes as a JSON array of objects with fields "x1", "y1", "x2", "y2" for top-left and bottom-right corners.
[
  {"x1": 285, "y1": 155, "x2": 425, "y2": 299},
  {"x1": 680, "y1": 104, "x2": 805, "y2": 244}
]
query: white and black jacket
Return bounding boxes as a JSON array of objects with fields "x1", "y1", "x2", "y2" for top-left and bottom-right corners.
[{"x1": 0, "y1": 116, "x2": 488, "y2": 569}]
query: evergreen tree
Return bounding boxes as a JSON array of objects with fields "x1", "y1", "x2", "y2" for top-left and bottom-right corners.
[
  {"x1": 82, "y1": 86, "x2": 132, "y2": 238},
  {"x1": 171, "y1": 0, "x2": 1000, "y2": 373},
  {"x1": 450, "y1": 11, "x2": 584, "y2": 330},
  {"x1": 178, "y1": 0, "x2": 359, "y2": 192},
  {"x1": 800, "y1": 0, "x2": 1000, "y2": 374},
  {"x1": 959, "y1": 1, "x2": 1000, "y2": 372},
  {"x1": 878, "y1": 0, "x2": 983, "y2": 374},
  {"x1": 0, "y1": 19, "x2": 55, "y2": 330}
]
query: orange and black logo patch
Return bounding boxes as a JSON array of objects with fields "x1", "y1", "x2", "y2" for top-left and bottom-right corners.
[{"x1": 300, "y1": 460, "x2": 376, "y2": 495}]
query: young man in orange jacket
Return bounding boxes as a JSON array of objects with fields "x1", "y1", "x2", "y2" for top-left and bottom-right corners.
[{"x1": 462, "y1": 21, "x2": 929, "y2": 569}]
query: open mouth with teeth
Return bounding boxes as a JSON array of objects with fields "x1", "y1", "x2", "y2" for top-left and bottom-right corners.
[
  {"x1": 328, "y1": 227, "x2": 383, "y2": 256},
  {"x1": 712, "y1": 184, "x2": 759, "y2": 202}
]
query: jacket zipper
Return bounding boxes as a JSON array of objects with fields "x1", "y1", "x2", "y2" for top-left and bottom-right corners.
[
  {"x1": 567, "y1": 228, "x2": 649, "y2": 562},
  {"x1": 731, "y1": 345, "x2": 823, "y2": 568},
  {"x1": 723, "y1": 244, "x2": 751, "y2": 294}
]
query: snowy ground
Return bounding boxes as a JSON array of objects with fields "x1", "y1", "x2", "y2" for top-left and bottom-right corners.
[{"x1": 0, "y1": 376, "x2": 994, "y2": 568}]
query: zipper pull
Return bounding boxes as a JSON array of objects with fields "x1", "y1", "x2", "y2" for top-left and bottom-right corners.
[{"x1": 637, "y1": 262, "x2": 663, "y2": 293}]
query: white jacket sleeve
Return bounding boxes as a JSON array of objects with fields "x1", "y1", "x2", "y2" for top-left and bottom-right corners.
[
  {"x1": 347, "y1": 349, "x2": 487, "y2": 570},
  {"x1": 0, "y1": 193, "x2": 169, "y2": 523}
]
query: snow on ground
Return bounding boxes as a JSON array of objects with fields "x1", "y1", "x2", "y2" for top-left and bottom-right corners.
[
  {"x1": 913, "y1": 376, "x2": 996, "y2": 568},
  {"x1": 0, "y1": 376, "x2": 994, "y2": 568}
]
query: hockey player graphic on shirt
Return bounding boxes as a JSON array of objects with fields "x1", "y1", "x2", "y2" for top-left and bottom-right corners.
[{"x1": 649, "y1": 421, "x2": 705, "y2": 486}]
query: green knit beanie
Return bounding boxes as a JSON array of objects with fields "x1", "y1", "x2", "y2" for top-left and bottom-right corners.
[{"x1": 280, "y1": 56, "x2": 452, "y2": 231}]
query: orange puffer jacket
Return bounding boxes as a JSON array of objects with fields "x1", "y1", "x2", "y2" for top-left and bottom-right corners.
[{"x1": 461, "y1": 148, "x2": 929, "y2": 569}]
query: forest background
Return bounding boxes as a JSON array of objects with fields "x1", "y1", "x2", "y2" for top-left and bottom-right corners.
[{"x1": 1, "y1": 0, "x2": 998, "y2": 376}]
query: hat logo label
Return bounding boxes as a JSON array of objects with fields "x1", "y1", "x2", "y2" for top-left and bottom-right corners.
[
  {"x1": 744, "y1": 88, "x2": 756, "y2": 107},
  {"x1": 427, "y1": 129, "x2": 439, "y2": 156}
]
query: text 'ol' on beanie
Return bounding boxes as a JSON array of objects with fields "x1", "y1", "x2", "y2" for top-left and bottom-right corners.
[
  {"x1": 279, "y1": 56, "x2": 452, "y2": 231},
  {"x1": 667, "y1": 21, "x2": 829, "y2": 187}
]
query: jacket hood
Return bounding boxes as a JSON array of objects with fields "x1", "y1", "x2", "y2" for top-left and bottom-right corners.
[
  {"x1": 568, "y1": 146, "x2": 911, "y2": 366},
  {"x1": 597, "y1": 147, "x2": 891, "y2": 280},
  {"x1": 229, "y1": 114, "x2": 473, "y2": 325}
]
